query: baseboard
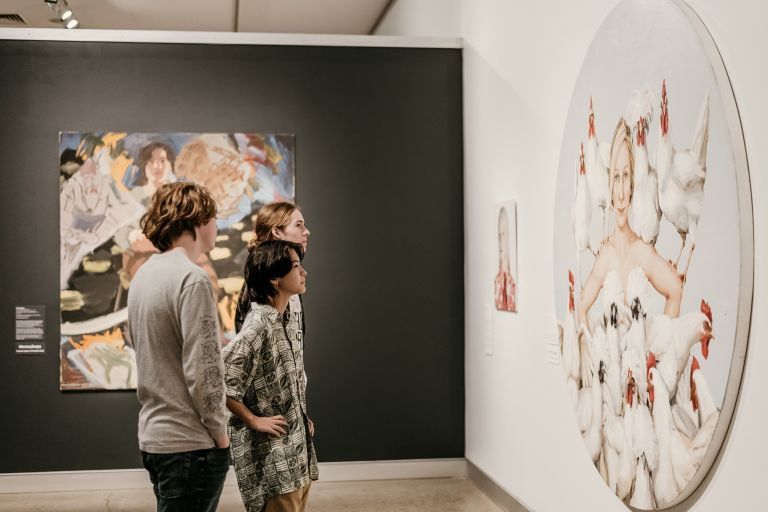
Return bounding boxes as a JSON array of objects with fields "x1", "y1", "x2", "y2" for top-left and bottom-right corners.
[
  {"x1": 466, "y1": 460, "x2": 531, "y2": 512},
  {"x1": 0, "y1": 458, "x2": 467, "y2": 494},
  {"x1": 318, "y1": 458, "x2": 466, "y2": 482}
]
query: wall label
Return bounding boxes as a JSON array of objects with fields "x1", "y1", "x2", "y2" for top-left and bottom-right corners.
[{"x1": 15, "y1": 305, "x2": 45, "y2": 355}]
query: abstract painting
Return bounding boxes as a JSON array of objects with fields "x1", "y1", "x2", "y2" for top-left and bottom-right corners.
[{"x1": 60, "y1": 132, "x2": 295, "y2": 390}]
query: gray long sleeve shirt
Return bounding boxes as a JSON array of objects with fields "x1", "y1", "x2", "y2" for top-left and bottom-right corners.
[{"x1": 128, "y1": 249, "x2": 228, "y2": 453}]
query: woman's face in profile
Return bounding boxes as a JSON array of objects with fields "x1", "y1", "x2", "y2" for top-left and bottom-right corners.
[
  {"x1": 611, "y1": 141, "x2": 632, "y2": 228},
  {"x1": 277, "y1": 209, "x2": 310, "y2": 251},
  {"x1": 276, "y1": 249, "x2": 307, "y2": 296}
]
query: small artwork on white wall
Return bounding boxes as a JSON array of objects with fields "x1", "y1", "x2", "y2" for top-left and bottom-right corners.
[{"x1": 494, "y1": 200, "x2": 518, "y2": 313}]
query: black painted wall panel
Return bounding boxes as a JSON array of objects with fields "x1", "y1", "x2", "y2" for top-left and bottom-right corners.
[{"x1": 0, "y1": 40, "x2": 463, "y2": 472}]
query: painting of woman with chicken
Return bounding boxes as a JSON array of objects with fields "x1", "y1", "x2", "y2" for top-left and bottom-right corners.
[{"x1": 552, "y1": 0, "x2": 752, "y2": 509}]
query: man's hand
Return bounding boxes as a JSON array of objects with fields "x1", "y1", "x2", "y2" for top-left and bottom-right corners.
[
  {"x1": 308, "y1": 418, "x2": 315, "y2": 437},
  {"x1": 213, "y1": 433, "x2": 230, "y2": 449}
]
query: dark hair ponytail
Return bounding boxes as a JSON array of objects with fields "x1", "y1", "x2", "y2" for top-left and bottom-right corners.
[
  {"x1": 234, "y1": 239, "x2": 304, "y2": 332},
  {"x1": 234, "y1": 280, "x2": 252, "y2": 333}
]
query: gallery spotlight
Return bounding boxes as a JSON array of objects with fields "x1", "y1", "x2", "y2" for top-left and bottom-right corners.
[{"x1": 42, "y1": 0, "x2": 79, "y2": 29}]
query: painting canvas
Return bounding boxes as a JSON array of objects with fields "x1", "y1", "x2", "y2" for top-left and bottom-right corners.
[
  {"x1": 552, "y1": 0, "x2": 752, "y2": 508},
  {"x1": 59, "y1": 132, "x2": 295, "y2": 391},
  {"x1": 494, "y1": 200, "x2": 517, "y2": 313}
]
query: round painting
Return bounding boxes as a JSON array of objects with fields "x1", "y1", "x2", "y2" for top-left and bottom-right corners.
[{"x1": 553, "y1": 0, "x2": 752, "y2": 509}]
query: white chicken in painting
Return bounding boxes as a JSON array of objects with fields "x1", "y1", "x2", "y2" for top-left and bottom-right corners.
[
  {"x1": 601, "y1": 376, "x2": 621, "y2": 494},
  {"x1": 623, "y1": 362, "x2": 658, "y2": 508},
  {"x1": 604, "y1": 407, "x2": 634, "y2": 499},
  {"x1": 623, "y1": 267, "x2": 651, "y2": 404},
  {"x1": 578, "y1": 322, "x2": 594, "y2": 389},
  {"x1": 648, "y1": 300, "x2": 714, "y2": 398},
  {"x1": 672, "y1": 354, "x2": 699, "y2": 441},
  {"x1": 648, "y1": 362, "x2": 696, "y2": 508},
  {"x1": 585, "y1": 97, "x2": 611, "y2": 245},
  {"x1": 561, "y1": 270, "x2": 581, "y2": 404},
  {"x1": 690, "y1": 356, "x2": 719, "y2": 429},
  {"x1": 655, "y1": 80, "x2": 710, "y2": 280},
  {"x1": 628, "y1": 369, "x2": 659, "y2": 510},
  {"x1": 576, "y1": 334, "x2": 605, "y2": 464},
  {"x1": 631, "y1": 454, "x2": 657, "y2": 510},
  {"x1": 602, "y1": 271, "x2": 624, "y2": 417},
  {"x1": 689, "y1": 356, "x2": 719, "y2": 467},
  {"x1": 626, "y1": 89, "x2": 661, "y2": 246},
  {"x1": 572, "y1": 143, "x2": 592, "y2": 288},
  {"x1": 631, "y1": 117, "x2": 662, "y2": 245}
]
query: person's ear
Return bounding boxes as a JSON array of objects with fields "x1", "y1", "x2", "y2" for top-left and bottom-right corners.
[
  {"x1": 271, "y1": 278, "x2": 279, "y2": 288},
  {"x1": 271, "y1": 227, "x2": 283, "y2": 239}
]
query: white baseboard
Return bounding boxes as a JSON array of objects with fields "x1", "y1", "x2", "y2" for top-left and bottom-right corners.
[
  {"x1": 466, "y1": 460, "x2": 531, "y2": 512},
  {"x1": 318, "y1": 458, "x2": 466, "y2": 482},
  {"x1": 0, "y1": 458, "x2": 466, "y2": 494}
]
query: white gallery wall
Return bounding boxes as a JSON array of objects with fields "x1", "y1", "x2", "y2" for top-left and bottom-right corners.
[{"x1": 378, "y1": 1, "x2": 767, "y2": 510}]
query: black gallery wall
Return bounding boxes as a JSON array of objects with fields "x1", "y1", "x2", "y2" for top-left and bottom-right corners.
[{"x1": 0, "y1": 39, "x2": 464, "y2": 472}]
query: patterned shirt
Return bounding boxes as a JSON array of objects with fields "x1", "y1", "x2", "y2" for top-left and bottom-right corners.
[
  {"x1": 287, "y1": 294, "x2": 307, "y2": 384},
  {"x1": 223, "y1": 302, "x2": 318, "y2": 511}
]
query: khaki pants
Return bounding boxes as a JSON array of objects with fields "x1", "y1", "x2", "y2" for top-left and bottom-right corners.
[{"x1": 265, "y1": 483, "x2": 311, "y2": 512}]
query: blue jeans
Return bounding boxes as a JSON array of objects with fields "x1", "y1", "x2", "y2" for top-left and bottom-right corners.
[{"x1": 141, "y1": 447, "x2": 230, "y2": 512}]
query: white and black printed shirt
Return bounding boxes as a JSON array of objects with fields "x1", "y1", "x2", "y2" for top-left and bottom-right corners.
[{"x1": 223, "y1": 302, "x2": 318, "y2": 511}]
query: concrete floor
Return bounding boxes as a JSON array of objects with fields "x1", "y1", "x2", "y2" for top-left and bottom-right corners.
[{"x1": 0, "y1": 478, "x2": 504, "y2": 512}]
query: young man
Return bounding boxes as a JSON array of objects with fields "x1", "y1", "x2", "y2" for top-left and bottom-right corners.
[{"x1": 128, "y1": 182, "x2": 230, "y2": 512}]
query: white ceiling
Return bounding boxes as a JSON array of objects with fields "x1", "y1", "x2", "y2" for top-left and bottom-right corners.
[{"x1": 0, "y1": 0, "x2": 393, "y2": 34}]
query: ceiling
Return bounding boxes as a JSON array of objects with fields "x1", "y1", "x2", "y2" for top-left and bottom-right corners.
[{"x1": 0, "y1": 0, "x2": 394, "y2": 34}]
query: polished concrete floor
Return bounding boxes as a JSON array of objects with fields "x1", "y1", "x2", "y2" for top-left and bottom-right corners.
[{"x1": 0, "y1": 478, "x2": 504, "y2": 512}]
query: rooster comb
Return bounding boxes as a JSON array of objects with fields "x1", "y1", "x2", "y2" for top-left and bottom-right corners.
[
  {"x1": 646, "y1": 352, "x2": 657, "y2": 370},
  {"x1": 701, "y1": 299, "x2": 713, "y2": 324}
]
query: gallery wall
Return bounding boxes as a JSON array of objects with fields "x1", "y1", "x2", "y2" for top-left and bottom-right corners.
[
  {"x1": 378, "y1": 0, "x2": 768, "y2": 510},
  {"x1": 0, "y1": 39, "x2": 464, "y2": 472}
]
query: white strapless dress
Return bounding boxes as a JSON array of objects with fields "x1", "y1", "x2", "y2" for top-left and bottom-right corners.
[{"x1": 602, "y1": 267, "x2": 652, "y2": 312}]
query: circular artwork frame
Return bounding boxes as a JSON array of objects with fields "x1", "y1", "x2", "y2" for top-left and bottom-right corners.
[{"x1": 552, "y1": 0, "x2": 752, "y2": 509}]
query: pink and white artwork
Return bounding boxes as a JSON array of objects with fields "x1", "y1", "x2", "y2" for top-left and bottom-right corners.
[{"x1": 494, "y1": 200, "x2": 517, "y2": 313}]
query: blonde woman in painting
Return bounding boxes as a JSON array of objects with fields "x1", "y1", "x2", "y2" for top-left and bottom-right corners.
[
  {"x1": 578, "y1": 118, "x2": 682, "y2": 330},
  {"x1": 494, "y1": 206, "x2": 517, "y2": 312}
]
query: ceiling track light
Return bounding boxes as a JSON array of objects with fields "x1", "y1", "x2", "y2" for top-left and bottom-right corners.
[{"x1": 42, "y1": 0, "x2": 79, "y2": 29}]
